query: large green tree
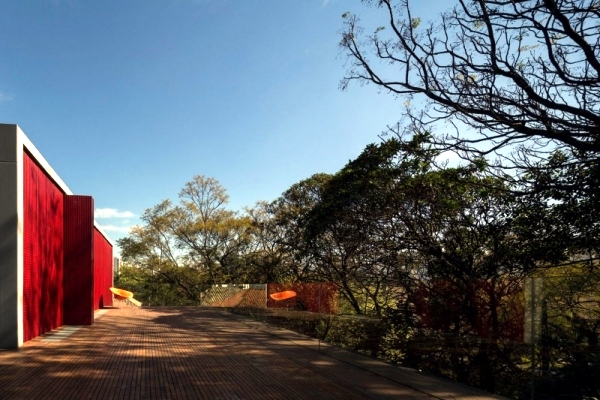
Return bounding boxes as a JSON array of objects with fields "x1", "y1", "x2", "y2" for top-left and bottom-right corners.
[
  {"x1": 242, "y1": 201, "x2": 299, "y2": 283},
  {"x1": 267, "y1": 173, "x2": 334, "y2": 282},
  {"x1": 118, "y1": 175, "x2": 258, "y2": 304},
  {"x1": 304, "y1": 136, "x2": 554, "y2": 392}
]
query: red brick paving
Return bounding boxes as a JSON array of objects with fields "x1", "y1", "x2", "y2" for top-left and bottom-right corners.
[{"x1": 0, "y1": 307, "x2": 505, "y2": 399}]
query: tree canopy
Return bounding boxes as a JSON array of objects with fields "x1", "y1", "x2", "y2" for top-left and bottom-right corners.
[{"x1": 340, "y1": 0, "x2": 600, "y2": 184}]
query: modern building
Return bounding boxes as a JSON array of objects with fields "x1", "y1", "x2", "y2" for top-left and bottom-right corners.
[{"x1": 0, "y1": 124, "x2": 114, "y2": 349}]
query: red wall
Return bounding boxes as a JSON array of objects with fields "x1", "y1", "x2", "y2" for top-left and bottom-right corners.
[
  {"x1": 63, "y1": 196, "x2": 94, "y2": 325},
  {"x1": 411, "y1": 279, "x2": 525, "y2": 342},
  {"x1": 23, "y1": 151, "x2": 65, "y2": 342},
  {"x1": 94, "y1": 228, "x2": 113, "y2": 309},
  {"x1": 267, "y1": 283, "x2": 338, "y2": 314},
  {"x1": 22, "y1": 150, "x2": 114, "y2": 341}
]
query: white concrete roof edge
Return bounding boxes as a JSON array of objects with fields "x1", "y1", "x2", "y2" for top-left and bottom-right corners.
[
  {"x1": 94, "y1": 222, "x2": 115, "y2": 246},
  {"x1": 18, "y1": 125, "x2": 74, "y2": 196},
  {"x1": 17, "y1": 125, "x2": 114, "y2": 246}
]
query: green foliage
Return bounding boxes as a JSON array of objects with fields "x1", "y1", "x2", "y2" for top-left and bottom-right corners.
[
  {"x1": 266, "y1": 173, "x2": 333, "y2": 282},
  {"x1": 532, "y1": 265, "x2": 600, "y2": 397},
  {"x1": 522, "y1": 149, "x2": 600, "y2": 257},
  {"x1": 115, "y1": 263, "x2": 200, "y2": 306},
  {"x1": 117, "y1": 175, "x2": 288, "y2": 304}
]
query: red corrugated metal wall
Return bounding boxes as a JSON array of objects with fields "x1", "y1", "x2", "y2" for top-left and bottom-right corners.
[
  {"x1": 94, "y1": 228, "x2": 113, "y2": 309},
  {"x1": 23, "y1": 151, "x2": 65, "y2": 342},
  {"x1": 21, "y1": 149, "x2": 114, "y2": 341},
  {"x1": 63, "y1": 196, "x2": 94, "y2": 325}
]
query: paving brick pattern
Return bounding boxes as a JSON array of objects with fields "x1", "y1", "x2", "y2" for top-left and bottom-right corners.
[{"x1": 0, "y1": 307, "x2": 506, "y2": 399}]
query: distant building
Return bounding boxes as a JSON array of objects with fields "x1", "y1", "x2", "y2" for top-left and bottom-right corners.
[
  {"x1": 113, "y1": 257, "x2": 121, "y2": 276},
  {"x1": 0, "y1": 124, "x2": 114, "y2": 349}
]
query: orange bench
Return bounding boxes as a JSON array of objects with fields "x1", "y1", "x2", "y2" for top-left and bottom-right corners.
[
  {"x1": 110, "y1": 287, "x2": 142, "y2": 307},
  {"x1": 269, "y1": 291, "x2": 297, "y2": 301}
]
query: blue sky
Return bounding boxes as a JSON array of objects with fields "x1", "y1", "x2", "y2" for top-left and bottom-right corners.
[{"x1": 0, "y1": 0, "x2": 449, "y2": 250}]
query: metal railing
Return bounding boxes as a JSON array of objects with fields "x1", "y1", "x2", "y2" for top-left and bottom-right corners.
[{"x1": 203, "y1": 276, "x2": 599, "y2": 399}]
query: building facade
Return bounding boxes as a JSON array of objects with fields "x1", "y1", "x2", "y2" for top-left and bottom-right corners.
[{"x1": 0, "y1": 124, "x2": 113, "y2": 349}]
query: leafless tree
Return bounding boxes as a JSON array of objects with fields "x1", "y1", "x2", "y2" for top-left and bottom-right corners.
[{"x1": 340, "y1": 0, "x2": 600, "y2": 175}]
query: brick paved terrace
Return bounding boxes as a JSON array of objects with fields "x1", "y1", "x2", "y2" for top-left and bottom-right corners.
[{"x1": 0, "y1": 307, "x2": 507, "y2": 399}]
